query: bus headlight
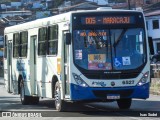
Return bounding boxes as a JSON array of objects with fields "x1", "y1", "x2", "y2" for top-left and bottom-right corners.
[
  {"x1": 72, "y1": 73, "x2": 89, "y2": 87},
  {"x1": 137, "y1": 71, "x2": 149, "y2": 86}
]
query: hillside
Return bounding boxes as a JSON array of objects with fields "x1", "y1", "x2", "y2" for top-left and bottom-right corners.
[{"x1": 0, "y1": 0, "x2": 20, "y2": 4}]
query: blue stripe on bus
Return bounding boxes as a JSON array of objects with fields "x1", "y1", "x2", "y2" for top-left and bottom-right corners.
[{"x1": 70, "y1": 83, "x2": 149, "y2": 101}]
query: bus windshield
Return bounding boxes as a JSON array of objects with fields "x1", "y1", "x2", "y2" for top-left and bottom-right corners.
[{"x1": 73, "y1": 28, "x2": 146, "y2": 71}]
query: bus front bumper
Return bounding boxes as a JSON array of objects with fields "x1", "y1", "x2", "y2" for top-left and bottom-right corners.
[{"x1": 70, "y1": 83, "x2": 150, "y2": 101}]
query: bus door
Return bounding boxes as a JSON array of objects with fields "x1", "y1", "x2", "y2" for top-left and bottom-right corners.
[
  {"x1": 30, "y1": 35, "x2": 37, "y2": 95},
  {"x1": 62, "y1": 31, "x2": 70, "y2": 98},
  {"x1": 7, "y1": 40, "x2": 13, "y2": 93}
]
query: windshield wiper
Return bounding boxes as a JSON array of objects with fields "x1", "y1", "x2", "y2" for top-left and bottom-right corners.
[{"x1": 113, "y1": 29, "x2": 127, "y2": 48}]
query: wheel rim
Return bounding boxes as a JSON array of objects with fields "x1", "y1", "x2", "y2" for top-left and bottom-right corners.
[{"x1": 54, "y1": 85, "x2": 61, "y2": 109}]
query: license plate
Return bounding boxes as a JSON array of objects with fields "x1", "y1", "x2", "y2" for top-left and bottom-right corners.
[{"x1": 107, "y1": 94, "x2": 120, "y2": 99}]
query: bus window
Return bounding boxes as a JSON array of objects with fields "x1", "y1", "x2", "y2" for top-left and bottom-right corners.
[
  {"x1": 73, "y1": 29, "x2": 111, "y2": 70},
  {"x1": 13, "y1": 33, "x2": 20, "y2": 58},
  {"x1": 48, "y1": 25, "x2": 58, "y2": 55},
  {"x1": 112, "y1": 28, "x2": 145, "y2": 70},
  {"x1": 20, "y1": 31, "x2": 28, "y2": 57},
  {"x1": 38, "y1": 27, "x2": 47, "y2": 56}
]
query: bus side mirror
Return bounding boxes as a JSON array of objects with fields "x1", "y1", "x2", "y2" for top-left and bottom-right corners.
[
  {"x1": 148, "y1": 37, "x2": 154, "y2": 55},
  {"x1": 65, "y1": 33, "x2": 71, "y2": 45}
]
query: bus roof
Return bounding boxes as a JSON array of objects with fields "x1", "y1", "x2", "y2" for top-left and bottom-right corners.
[
  {"x1": 4, "y1": 12, "x2": 72, "y2": 34},
  {"x1": 4, "y1": 8, "x2": 143, "y2": 34}
]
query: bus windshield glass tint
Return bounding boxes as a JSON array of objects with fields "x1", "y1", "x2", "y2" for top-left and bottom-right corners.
[{"x1": 73, "y1": 28, "x2": 146, "y2": 70}]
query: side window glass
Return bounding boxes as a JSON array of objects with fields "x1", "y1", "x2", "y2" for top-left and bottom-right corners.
[
  {"x1": 13, "y1": 33, "x2": 20, "y2": 58},
  {"x1": 48, "y1": 25, "x2": 58, "y2": 55},
  {"x1": 38, "y1": 27, "x2": 47, "y2": 56},
  {"x1": 20, "y1": 31, "x2": 28, "y2": 57}
]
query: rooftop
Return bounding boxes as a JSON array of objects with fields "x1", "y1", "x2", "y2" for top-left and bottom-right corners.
[{"x1": 145, "y1": 9, "x2": 160, "y2": 17}]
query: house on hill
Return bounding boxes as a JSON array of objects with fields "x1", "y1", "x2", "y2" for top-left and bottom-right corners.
[
  {"x1": 58, "y1": 1, "x2": 109, "y2": 13},
  {"x1": 144, "y1": 2, "x2": 160, "y2": 54}
]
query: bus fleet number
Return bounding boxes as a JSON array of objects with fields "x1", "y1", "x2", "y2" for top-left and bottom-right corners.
[{"x1": 122, "y1": 80, "x2": 134, "y2": 85}]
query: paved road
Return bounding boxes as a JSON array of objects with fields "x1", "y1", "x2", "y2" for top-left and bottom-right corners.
[{"x1": 0, "y1": 77, "x2": 160, "y2": 120}]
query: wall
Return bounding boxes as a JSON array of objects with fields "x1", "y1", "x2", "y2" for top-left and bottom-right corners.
[
  {"x1": 146, "y1": 15, "x2": 160, "y2": 53},
  {"x1": 146, "y1": 15, "x2": 160, "y2": 39}
]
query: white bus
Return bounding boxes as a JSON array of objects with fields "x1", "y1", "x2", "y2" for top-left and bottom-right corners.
[{"x1": 4, "y1": 8, "x2": 151, "y2": 111}]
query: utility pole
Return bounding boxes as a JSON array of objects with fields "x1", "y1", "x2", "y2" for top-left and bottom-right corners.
[{"x1": 128, "y1": 0, "x2": 131, "y2": 10}]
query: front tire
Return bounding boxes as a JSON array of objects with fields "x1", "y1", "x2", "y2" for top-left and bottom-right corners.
[
  {"x1": 54, "y1": 81, "x2": 66, "y2": 111},
  {"x1": 117, "y1": 98, "x2": 132, "y2": 109}
]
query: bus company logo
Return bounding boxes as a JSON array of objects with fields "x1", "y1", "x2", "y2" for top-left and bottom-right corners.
[
  {"x1": 111, "y1": 81, "x2": 115, "y2": 86},
  {"x1": 92, "y1": 81, "x2": 106, "y2": 87}
]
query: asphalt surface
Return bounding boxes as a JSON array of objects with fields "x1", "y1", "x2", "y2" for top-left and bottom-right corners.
[{"x1": 0, "y1": 77, "x2": 160, "y2": 120}]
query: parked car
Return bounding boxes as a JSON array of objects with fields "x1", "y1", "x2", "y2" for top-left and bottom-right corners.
[{"x1": 151, "y1": 51, "x2": 160, "y2": 63}]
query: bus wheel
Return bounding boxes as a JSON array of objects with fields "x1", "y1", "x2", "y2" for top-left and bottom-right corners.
[
  {"x1": 54, "y1": 81, "x2": 66, "y2": 111},
  {"x1": 20, "y1": 80, "x2": 30, "y2": 105},
  {"x1": 117, "y1": 98, "x2": 132, "y2": 109}
]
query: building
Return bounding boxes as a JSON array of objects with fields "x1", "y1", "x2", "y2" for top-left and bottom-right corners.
[
  {"x1": 145, "y1": 2, "x2": 160, "y2": 54},
  {"x1": 0, "y1": 1, "x2": 22, "y2": 11},
  {"x1": 58, "y1": 1, "x2": 110, "y2": 13},
  {"x1": 0, "y1": 11, "x2": 32, "y2": 18}
]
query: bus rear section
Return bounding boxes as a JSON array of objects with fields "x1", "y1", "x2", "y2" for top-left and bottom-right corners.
[{"x1": 65, "y1": 10, "x2": 150, "y2": 110}]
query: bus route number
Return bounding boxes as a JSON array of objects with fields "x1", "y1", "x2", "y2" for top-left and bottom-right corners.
[
  {"x1": 86, "y1": 17, "x2": 96, "y2": 24},
  {"x1": 94, "y1": 54, "x2": 101, "y2": 61}
]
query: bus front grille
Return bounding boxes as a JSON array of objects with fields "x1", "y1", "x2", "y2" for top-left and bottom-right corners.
[{"x1": 83, "y1": 72, "x2": 139, "y2": 79}]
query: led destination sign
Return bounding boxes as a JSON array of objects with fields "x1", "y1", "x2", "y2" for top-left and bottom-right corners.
[{"x1": 81, "y1": 16, "x2": 135, "y2": 25}]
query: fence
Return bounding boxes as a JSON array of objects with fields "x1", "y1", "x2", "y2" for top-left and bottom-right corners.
[{"x1": 150, "y1": 63, "x2": 160, "y2": 95}]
